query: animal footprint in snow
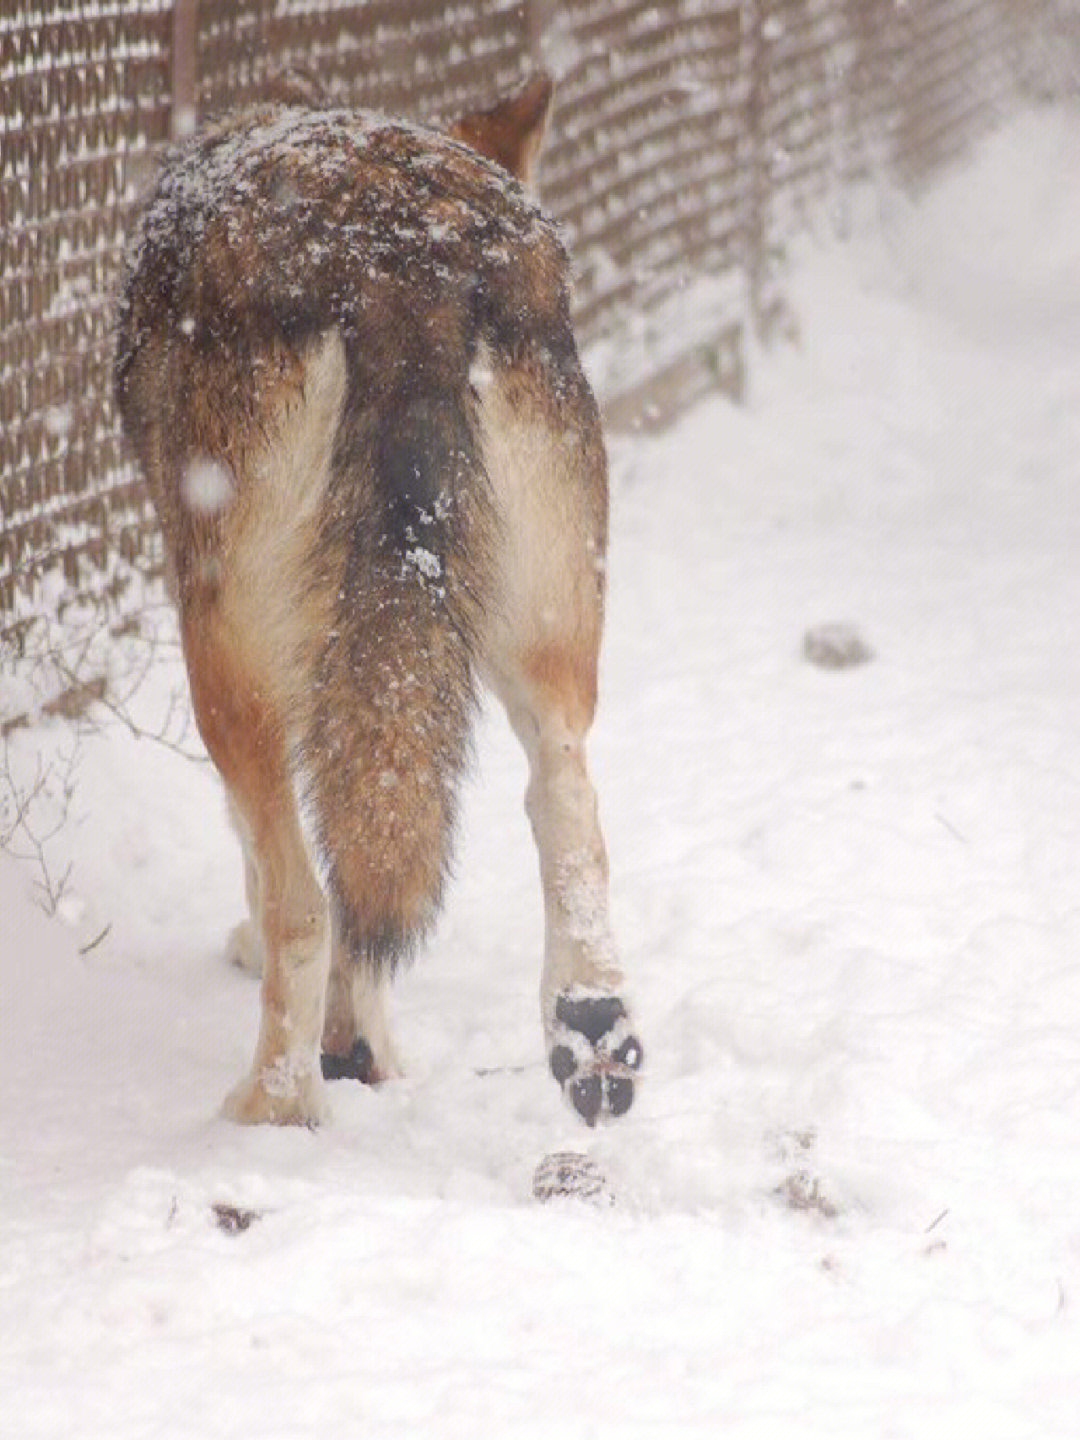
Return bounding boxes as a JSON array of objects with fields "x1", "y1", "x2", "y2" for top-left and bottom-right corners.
[
  {"x1": 532, "y1": 1151, "x2": 612, "y2": 1205},
  {"x1": 770, "y1": 1129, "x2": 840, "y2": 1219},
  {"x1": 803, "y1": 622, "x2": 874, "y2": 670}
]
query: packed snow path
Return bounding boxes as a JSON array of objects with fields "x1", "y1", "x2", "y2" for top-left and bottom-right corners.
[{"x1": 3, "y1": 109, "x2": 1079, "y2": 1438}]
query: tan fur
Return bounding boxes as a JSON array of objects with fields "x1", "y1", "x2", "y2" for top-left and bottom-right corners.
[
  {"x1": 216, "y1": 331, "x2": 346, "y2": 718},
  {"x1": 477, "y1": 346, "x2": 607, "y2": 700}
]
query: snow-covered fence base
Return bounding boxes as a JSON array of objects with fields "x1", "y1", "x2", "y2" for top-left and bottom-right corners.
[{"x1": 0, "y1": 1, "x2": 1039, "y2": 697}]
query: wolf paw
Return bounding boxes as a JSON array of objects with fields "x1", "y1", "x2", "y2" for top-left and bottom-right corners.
[
  {"x1": 548, "y1": 992, "x2": 643, "y2": 1126},
  {"x1": 222, "y1": 1062, "x2": 327, "y2": 1127},
  {"x1": 321, "y1": 1037, "x2": 378, "y2": 1085}
]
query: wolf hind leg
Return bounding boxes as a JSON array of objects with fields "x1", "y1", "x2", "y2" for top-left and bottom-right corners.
[
  {"x1": 219, "y1": 798, "x2": 403, "y2": 1089},
  {"x1": 184, "y1": 610, "x2": 330, "y2": 1126},
  {"x1": 223, "y1": 799, "x2": 401, "y2": 1087},
  {"x1": 479, "y1": 364, "x2": 642, "y2": 1124},
  {"x1": 493, "y1": 651, "x2": 643, "y2": 1124},
  {"x1": 321, "y1": 914, "x2": 403, "y2": 1085},
  {"x1": 224, "y1": 797, "x2": 263, "y2": 975}
]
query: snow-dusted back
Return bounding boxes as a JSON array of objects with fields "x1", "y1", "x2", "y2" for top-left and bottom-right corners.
[
  {"x1": 115, "y1": 102, "x2": 558, "y2": 387},
  {"x1": 4, "y1": 109, "x2": 1080, "y2": 1437}
]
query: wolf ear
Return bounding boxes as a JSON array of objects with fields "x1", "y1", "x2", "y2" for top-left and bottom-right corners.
[{"x1": 446, "y1": 73, "x2": 554, "y2": 187}]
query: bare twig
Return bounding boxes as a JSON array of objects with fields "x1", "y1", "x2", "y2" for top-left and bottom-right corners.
[
  {"x1": 2, "y1": 599, "x2": 206, "y2": 933},
  {"x1": 78, "y1": 923, "x2": 112, "y2": 956},
  {"x1": 49, "y1": 639, "x2": 206, "y2": 764},
  {"x1": 934, "y1": 813, "x2": 968, "y2": 844},
  {"x1": 0, "y1": 737, "x2": 81, "y2": 916}
]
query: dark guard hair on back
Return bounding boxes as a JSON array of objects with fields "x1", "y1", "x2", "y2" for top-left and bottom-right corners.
[{"x1": 113, "y1": 104, "x2": 573, "y2": 976}]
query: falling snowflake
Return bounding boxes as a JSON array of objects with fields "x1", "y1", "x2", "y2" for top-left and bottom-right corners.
[{"x1": 180, "y1": 456, "x2": 236, "y2": 515}]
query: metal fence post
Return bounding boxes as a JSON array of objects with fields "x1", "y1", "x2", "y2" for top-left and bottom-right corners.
[
  {"x1": 172, "y1": 0, "x2": 199, "y2": 140},
  {"x1": 524, "y1": 0, "x2": 558, "y2": 68},
  {"x1": 742, "y1": 0, "x2": 767, "y2": 334}
]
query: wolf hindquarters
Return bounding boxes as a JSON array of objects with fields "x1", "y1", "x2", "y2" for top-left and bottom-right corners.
[{"x1": 114, "y1": 88, "x2": 640, "y2": 1127}]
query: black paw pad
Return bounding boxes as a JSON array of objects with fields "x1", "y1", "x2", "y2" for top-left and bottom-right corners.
[
  {"x1": 569, "y1": 1072, "x2": 603, "y2": 1126},
  {"x1": 613, "y1": 1036, "x2": 644, "y2": 1071},
  {"x1": 554, "y1": 994, "x2": 627, "y2": 1046},
  {"x1": 321, "y1": 1037, "x2": 377, "y2": 1085},
  {"x1": 606, "y1": 1074, "x2": 634, "y2": 1118},
  {"x1": 549, "y1": 991, "x2": 643, "y2": 1126},
  {"x1": 550, "y1": 1045, "x2": 577, "y2": 1087}
]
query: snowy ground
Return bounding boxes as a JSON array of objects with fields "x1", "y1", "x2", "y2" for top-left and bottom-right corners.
[{"x1": 3, "y1": 107, "x2": 1080, "y2": 1438}]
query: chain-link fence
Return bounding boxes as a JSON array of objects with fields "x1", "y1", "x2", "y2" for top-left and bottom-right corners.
[{"x1": 0, "y1": 1, "x2": 1058, "y2": 678}]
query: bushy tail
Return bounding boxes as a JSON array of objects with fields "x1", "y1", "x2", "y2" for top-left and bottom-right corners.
[{"x1": 301, "y1": 362, "x2": 495, "y2": 974}]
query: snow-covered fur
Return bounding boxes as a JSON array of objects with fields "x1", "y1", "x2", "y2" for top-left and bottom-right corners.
[{"x1": 114, "y1": 77, "x2": 642, "y2": 1127}]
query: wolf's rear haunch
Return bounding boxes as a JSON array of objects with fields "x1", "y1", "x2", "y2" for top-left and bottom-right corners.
[{"x1": 114, "y1": 79, "x2": 642, "y2": 1129}]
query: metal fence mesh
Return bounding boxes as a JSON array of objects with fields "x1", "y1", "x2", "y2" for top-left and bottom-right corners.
[
  {"x1": 0, "y1": 1, "x2": 1045, "y2": 671},
  {"x1": 1, "y1": 2, "x2": 172, "y2": 660},
  {"x1": 195, "y1": 0, "x2": 528, "y2": 121}
]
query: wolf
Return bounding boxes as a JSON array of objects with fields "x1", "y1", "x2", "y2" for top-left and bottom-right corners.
[{"x1": 114, "y1": 74, "x2": 642, "y2": 1128}]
